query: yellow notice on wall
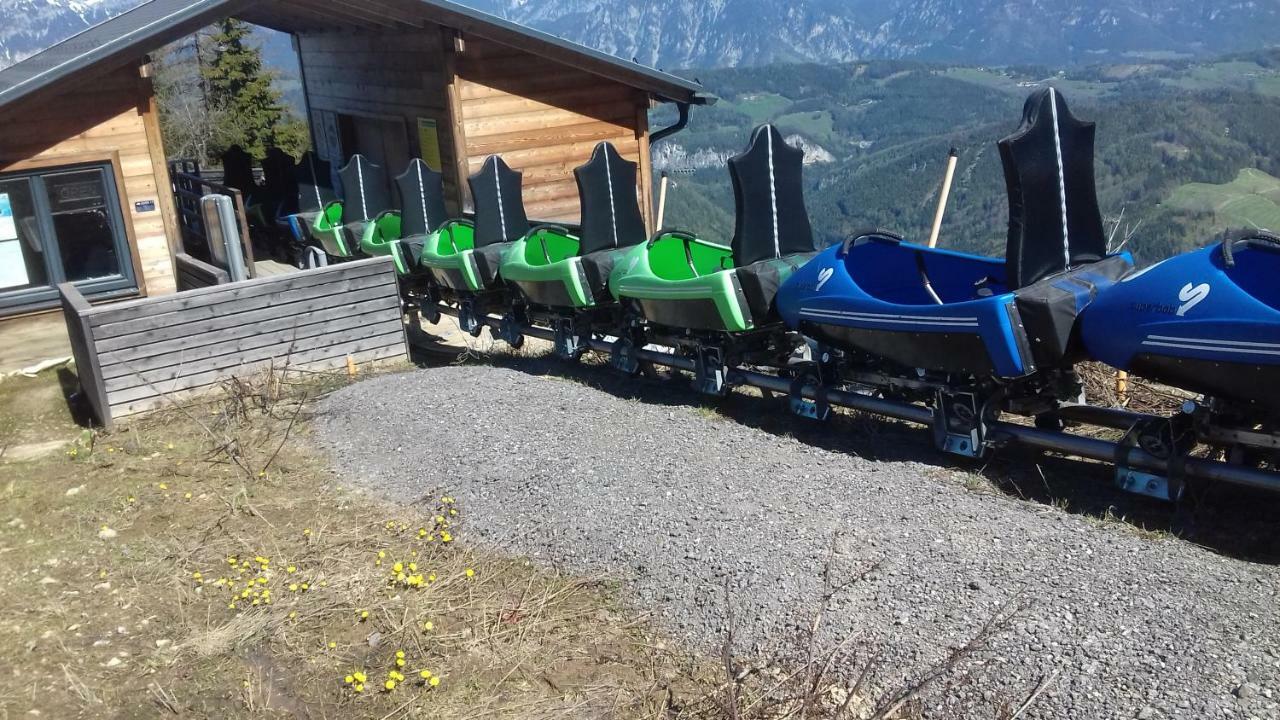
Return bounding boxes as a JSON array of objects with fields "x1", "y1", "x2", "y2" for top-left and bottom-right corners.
[{"x1": 417, "y1": 118, "x2": 443, "y2": 172}]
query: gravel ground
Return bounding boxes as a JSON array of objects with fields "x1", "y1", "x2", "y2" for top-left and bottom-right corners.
[{"x1": 317, "y1": 357, "x2": 1280, "y2": 720}]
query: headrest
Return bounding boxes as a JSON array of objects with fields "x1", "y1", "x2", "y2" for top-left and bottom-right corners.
[
  {"x1": 221, "y1": 145, "x2": 256, "y2": 194},
  {"x1": 999, "y1": 88, "x2": 1106, "y2": 289},
  {"x1": 337, "y1": 154, "x2": 393, "y2": 224},
  {"x1": 728, "y1": 125, "x2": 815, "y2": 267},
  {"x1": 574, "y1": 142, "x2": 648, "y2": 254},
  {"x1": 394, "y1": 159, "x2": 448, "y2": 237},
  {"x1": 295, "y1": 151, "x2": 335, "y2": 213},
  {"x1": 468, "y1": 156, "x2": 529, "y2": 247}
]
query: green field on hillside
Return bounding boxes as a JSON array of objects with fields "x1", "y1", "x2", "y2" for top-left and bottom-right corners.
[{"x1": 1167, "y1": 169, "x2": 1280, "y2": 231}]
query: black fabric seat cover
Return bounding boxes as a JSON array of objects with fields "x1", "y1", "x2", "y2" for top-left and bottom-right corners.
[
  {"x1": 394, "y1": 159, "x2": 448, "y2": 237},
  {"x1": 222, "y1": 145, "x2": 256, "y2": 195},
  {"x1": 295, "y1": 151, "x2": 336, "y2": 214},
  {"x1": 338, "y1": 155, "x2": 393, "y2": 224},
  {"x1": 1014, "y1": 254, "x2": 1132, "y2": 368},
  {"x1": 999, "y1": 88, "x2": 1107, "y2": 290},
  {"x1": 574, "y1": 142, "x2": 648, "y2": 254},
  {"x1": 737, "y1": 254, "x2": 813, "y2": 322},
  {"x1": 468, "y1": 156, "x2": 529, "y2": 248},
  {"x1": 262, "y1": 147, "x2": 298, "y2": 216},
  {"x1": 472, "y1": 242, "x2": 514, "y2": 288},
  {"x1": 580, "y1": 247, "x2": 626, "y2": 300},
  {"x1": 728, "y1": 125, "x2": 817, "y2": 267}
]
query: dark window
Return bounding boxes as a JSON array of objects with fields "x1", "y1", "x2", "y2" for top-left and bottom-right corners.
[{"x1": 0, "y1": 162, "x2": 137, "y2": 315}]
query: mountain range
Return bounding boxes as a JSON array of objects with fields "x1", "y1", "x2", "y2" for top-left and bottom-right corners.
[{"x1": 3, "y1": 0, "x2": 1279, "y2": 71}]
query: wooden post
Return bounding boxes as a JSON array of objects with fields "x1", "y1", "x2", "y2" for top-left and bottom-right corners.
[
  {"x1": 656, "y1": 172, "x2": 670, "y2": 231},
  {"x1": 1116, "y1": 370, "x2": 1129, "y2": 404},
  {"x1": 927, "y1": 148, "x2": 959, "y2": 249}
]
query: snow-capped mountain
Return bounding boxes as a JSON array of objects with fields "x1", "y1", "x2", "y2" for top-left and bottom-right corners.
[
  {"x1": 0, "y1": 0, "x2": 138, "y2": 69},
  {"x1": 3, "y1": 0, "x2": 1278, "y2": 72},
  {"x1": 468, "y1": 0, "x2": 1280, "y2": 68}
]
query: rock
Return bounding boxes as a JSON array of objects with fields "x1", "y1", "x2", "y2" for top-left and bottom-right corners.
[
  {"x1": 65, "y1": 486, "x2": 83, "y2": 496},
  {"x1": 97, "y1": 527, "x2": 117, "y2": 540},
  {"x1": 104, "y1": 657, "x2": 122, "y2": 667},
  {"x1": 155, "y1": 639, "x2": 171, "y2": 648},
  {"x1": 1136, "y1": 707, "x2": 1157, "y2": 719},
  {"x1": 38, "y1": 576, "x2": 57, "y2": 585},
  {"x1": 1235, "y1": 683, "x2": 1259, "y2": 700}
]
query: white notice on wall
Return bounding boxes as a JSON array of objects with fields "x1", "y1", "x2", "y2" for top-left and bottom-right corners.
[
  {"x1": 0, "y1": 193, "x2": 30, "y2": 289},
  {"x1": 0, "y1": 193, "x2": 15, "y2": 241}
]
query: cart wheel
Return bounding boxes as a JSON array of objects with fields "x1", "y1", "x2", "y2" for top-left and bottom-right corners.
[{"x1": 420, "y1": 303, "x2": 441, "y2": 325}]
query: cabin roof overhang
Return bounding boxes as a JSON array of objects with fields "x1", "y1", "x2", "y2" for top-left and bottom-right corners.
[{"x1": 0, "y1": 0, "x2": 714, "y2": 119}]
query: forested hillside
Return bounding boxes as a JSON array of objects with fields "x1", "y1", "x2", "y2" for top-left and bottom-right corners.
[{"x1": 655, "y1": 51, "x2": 1280, "y2": 264}]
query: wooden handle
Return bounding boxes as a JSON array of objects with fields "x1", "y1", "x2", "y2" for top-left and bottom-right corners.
[
  {"x1": 656, "y1": 172, "x2": 670, "y2": 231},
  {"x1": 927, "y1": 149, "x2": 959, "y2": 249}
]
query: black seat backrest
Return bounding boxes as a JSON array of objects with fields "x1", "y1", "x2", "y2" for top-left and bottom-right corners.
[
  {"x1": 394, "y1": 159, "x2": 449, "y2": 237},
  {"x1": 295, "y1": 151, "x2": 336, "y2": 214},
  {"x1": 221, "y1": 145, "x2": 256, "y2": 195},
  {"x1": 728, "y1": 124, "x2": 816, "y2": 267},
  {"x1": 468, "y1": 155, "x2": 529, "y2": 248},
  {"x1": 337, "y1": 154, "x2": 393, "y2": 224},
  {"x1": 574, "y1": 142, "x2": 648, "y2": 254},
  {"x1": 999, "y1": 88, "x2": 1106, "y2": 289},
  {"x1": 262, "y1": 147, "x2": 298, "y2": 213}
]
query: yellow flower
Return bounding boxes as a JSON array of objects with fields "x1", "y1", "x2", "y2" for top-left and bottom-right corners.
[
  {"x1": 441, "y1": 532, "x2": 452, "y2": 543},
  {"x1": 127, "y1": 496, "x2": 136, "y2": 503},
  {"x1": 465, "y1": 568, "x2": 475, "y2": 578},
  {"x1": 353, "y1": 671, "x2": 366, "y2": 683},
  {"x1": 303, "y1": 528, "x2": 312, "y2": 536},
  {"x1": 429, "y1": 676, "x2": 441, "y2": 687},
  {"x1": 228, "y1": 603, "x2": 236, "y2": 610},
  {"x1": 288, "y1": 583, "x2": 299, "y2": 592},
  {"x1": 392, "y1": 562, "x2": 404, "y2": 574},
  {"x1": 359, "y1": 610, "x2": 369, "y2": 621},
  {"x1": 395, "y1": 658, "x2": 405, "y2": 668},
  {"x1": 192, "y1": 572, "x2": 202, "y2": 580},
  {"x1": 328, "y1": 642, "x2": 337, "y2": 649},
  {"x1": 166, "y1": 443, "x2": 174, "y2": 450},
  {"x1": 286, "y1": 566, "x2": 297, "y2": 574},
  {"x1": 384, "y1": 680, "x2": 396, "y2": 691},
  {"x1": 419, "y1": 669, "x2": 432, "y2": 679},
  {"x1": 300, "y1": 583, "x2": 309, "y2": 591},
  {"x1": 395, "y1": 650, "x2": 405, "y2": 659},
  {"x1": 408, "y1": 563, "x2": 417, "y2": 572},
  {"x1": 377, "y1": 551, "x2": 386, "y2": 559},
  {"x1": 354, "y1": 683, "x2": 364, "y2": 693},
  {"x1": 423, "y1": 621, "x2": 434, "y2": 632},
  {"x1": 428, "y1": 573, "x2": 437, "y2": 583},
  {"x1": 184, "y1": 493, "x2": 192, "y2": 500},
  {"x1": 158, "y1": 483, "x2": 168, "y2": 490},
  {"x1": 288, "y1": 611, "x2": 297, "y2": 619},
  {"x1": 418, "y1": 528, "x2": 427, "y2": 538},
  {"x1": 344, "y1": 674, "x2": 354, "y2": 684}
]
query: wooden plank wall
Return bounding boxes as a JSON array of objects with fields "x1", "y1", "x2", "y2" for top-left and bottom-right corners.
[
  {"x1": 297, "y1": 29, "x2": 463, "y2": 212},
  {"x1": 0, "y1": 64, "x2": 179, "y2": 297},
  {"x1": 454, "y1": 37, "x2": 653, "y2": 227},
  {"x1": 59, "y1": 257, "x2": 407, "y2": 427}
]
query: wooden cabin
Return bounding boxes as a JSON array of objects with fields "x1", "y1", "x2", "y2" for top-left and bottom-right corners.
[{"x1": 0, "y1": 0, "x2": 710, "y2": 373}]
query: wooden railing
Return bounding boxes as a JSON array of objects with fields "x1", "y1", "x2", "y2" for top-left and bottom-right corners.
[
  {"x1": 168, "y1": 161, "x2": 257, "y2": 278},
  {"x1": 174, "y1": 253, "x2": 231, "y2": 291}
]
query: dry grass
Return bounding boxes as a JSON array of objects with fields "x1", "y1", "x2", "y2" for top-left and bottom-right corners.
[{"x1": 0, "y1": 364, "x2": 1027, "y2": 719}]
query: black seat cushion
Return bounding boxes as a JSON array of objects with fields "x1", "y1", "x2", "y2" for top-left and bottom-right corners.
[
  {"x1": 472, "y1": 241, "x2": 514, "y2": 289},
  {"x1": 579, "y1": 247, "x2": 626, "y2": 303},
  {"x1": 1014, "y1": 254, "x2": 1131, "y2": 368},
  {"x1": 736, "y1": 252, "x2": 817, "y2": 323}
]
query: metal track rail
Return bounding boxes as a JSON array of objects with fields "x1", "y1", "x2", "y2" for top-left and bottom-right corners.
[{"x1": 426, "y1": 309, "x2": 1280, "y2": 495}]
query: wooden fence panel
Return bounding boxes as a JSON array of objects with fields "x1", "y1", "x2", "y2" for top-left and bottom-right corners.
[{"x1": 59, "y1": 258, "x2": 407, "y2": 428}]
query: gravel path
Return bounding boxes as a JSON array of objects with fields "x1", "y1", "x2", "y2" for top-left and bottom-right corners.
[{"x1": 317, "y1": 360, "x2": 1280, "y2": 720}]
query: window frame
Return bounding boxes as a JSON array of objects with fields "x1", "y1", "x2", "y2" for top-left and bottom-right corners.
[{"x1": 0, "y1": 153, "x2": 142, "y2": 317}]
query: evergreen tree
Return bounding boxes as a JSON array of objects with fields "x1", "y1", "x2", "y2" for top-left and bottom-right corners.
[{"x1": 201, "y1": 19, "x2": 309, "y2": 162}]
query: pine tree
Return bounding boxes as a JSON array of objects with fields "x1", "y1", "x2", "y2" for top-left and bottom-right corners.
[{"x1": 201, "y1": 19, "x2": 308, "y2": 161}]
